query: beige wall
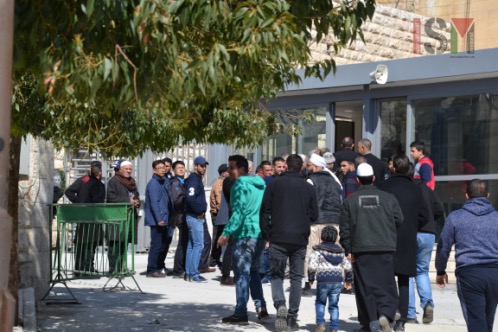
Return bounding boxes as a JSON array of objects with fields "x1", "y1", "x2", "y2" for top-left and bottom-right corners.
[{"x1": 378, "y1": 0, "x2": 498, "y2": 51}]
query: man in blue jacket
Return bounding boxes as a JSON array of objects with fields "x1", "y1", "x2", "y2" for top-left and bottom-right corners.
[
  {"x1": 144, "y1": 160, "x2": 173, "y2": 278},
  {"x1": 436, "y1": 179, "x2": 498, "y2": 332},
  {"x1": 185, "y1": 156, "x2": 209, "y2": 283}
]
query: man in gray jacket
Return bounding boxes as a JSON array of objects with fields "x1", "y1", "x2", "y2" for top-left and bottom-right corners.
[{"x1": 340, "y1": 163, "x2": 403, "y2": 332}]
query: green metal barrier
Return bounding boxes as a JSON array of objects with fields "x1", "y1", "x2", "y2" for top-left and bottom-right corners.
[{"x1": 42, "y1": 203, "x2": 143, "y2": 303}]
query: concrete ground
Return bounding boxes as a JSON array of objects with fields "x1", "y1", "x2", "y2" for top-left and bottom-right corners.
[{"x1": 36, "y1": 253, "x2": 489, "y2": 332}]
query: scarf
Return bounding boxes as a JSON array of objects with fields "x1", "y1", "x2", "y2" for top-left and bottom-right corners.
[{"x1": 114, "y1": 173, "x2": 137, "y2": 192}]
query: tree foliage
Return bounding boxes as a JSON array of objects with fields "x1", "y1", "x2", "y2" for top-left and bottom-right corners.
[{"x1": 13, "y1": 0, "x2": 375, "y2": 157}]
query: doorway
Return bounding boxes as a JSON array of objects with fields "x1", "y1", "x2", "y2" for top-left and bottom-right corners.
[{"x1": 334, "y1": 101, "x2": 363, "y2": 151}]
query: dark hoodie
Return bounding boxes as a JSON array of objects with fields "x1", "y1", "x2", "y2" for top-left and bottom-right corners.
[{"x1": 436, "y1": 197, "x2": 498, "y2": 274}]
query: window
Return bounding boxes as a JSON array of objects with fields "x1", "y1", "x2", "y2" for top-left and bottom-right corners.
[
  {"x1": 412, "y1": 93, "x2": 498, "y2": 176},
  {"x1": 261, "y1": 107, "x2": 327, "y2": 161},
  {"x1": 380, "y1": 100, "x2": 407, "y2": 161}
]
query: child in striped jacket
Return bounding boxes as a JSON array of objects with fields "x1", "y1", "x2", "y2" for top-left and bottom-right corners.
[{"x1": 308, "y1": 226, "x2": 353, "y2": 332}]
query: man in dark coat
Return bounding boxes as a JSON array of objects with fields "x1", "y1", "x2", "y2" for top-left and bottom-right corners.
[
  {"x1": 340, "y1": 163, "x2": 403, "y2": 332},
  {"x1": 106, "y1": 160, "x2": 140, "y2": 274},
  {"x1": 358, "y1": 138, "x2": 387, "y2": 185},
  {"x1": 378, "y1": 155, "x2": 430, "y2": 331},
  {"x1": 74, "y1": 164, "x2": 105, "y2": 274},
  {"x1": 332, "y1": 137, "x2": 359, "y2": 173}
]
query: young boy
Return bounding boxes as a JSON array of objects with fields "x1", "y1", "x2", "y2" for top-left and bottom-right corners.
[
  {"x1": 410, "y1": 140, "x2": 435, "y2": 190},
  {"x1": 308, "y1": 226, "x2": 353, "y2": 332}
]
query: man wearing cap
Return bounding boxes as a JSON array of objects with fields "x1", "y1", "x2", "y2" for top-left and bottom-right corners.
[
  {"x1": 209, "y1": 163, "x2": 230, "y2": 268},
  {"x1": 340, "y1": 163, "x2": 403, "y2": 332},
  {"x1": 107, "y1": 160, "x2": 140, "y2": 274},
  {"x1": 323, "y1": 152, "x2": 335, "y2": 172},
  {"x1": 185, "y1": 156, "x2": 209, "y2": 282},
  {"x1": 302, "y1": 153, "x2": 343, "y2": 296}
]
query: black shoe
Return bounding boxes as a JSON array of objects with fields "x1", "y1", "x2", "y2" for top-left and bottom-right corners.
[
  {"x1": 393, "y1": 320, "x2": 405, "y2": 331},
  {"x1": 423, "y1": 303, "x2": 433, "y2": 324},
  {"x1": 221, "y1": 314, "x2": 248, "y2": 325},
  {"x1": 139, "y1": 270, "x2": 147, "y2": 276},
  {"x1": 275, "y1": 305, "x2": 288, "y2": 332},
  {"x1": 220, "y1": 275, "x2": 235, "y2": 286},
  {"x1": 286, "y1": 316, "x2": 299, "y2": 331},
  {"x1": 166, "y1": 271, "x2": 184, "y2": 278},
  {"x1": 353, "y1": 325, "x2": 371, "y2": 332},
  {"x1": 256, "y1": 307, "x2": 269, "y2": 322},
  {"x1": 146, "y1": 271, "x2": 166, "y2": 278},
  {"x1": 405, "y1": 318, "x2": 419, "y2": 324}
]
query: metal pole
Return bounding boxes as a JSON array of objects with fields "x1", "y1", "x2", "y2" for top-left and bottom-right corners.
[{"x1": 0, "y1": 0, "x2": 15, "y2": 329}]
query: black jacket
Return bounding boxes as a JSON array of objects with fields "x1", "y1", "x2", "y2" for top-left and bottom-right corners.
[
  {"x1": 333, "y1": 149, "x2": 359, "y2": 172},
  {"x1": 363, "y1": 153, "x2": 387, "y2": 185},
  {"x1": 75, "y1": 176, "x2": 105, "y2": 243},
  {"x1": 185, "y1": 172, "x2": 207, "y2": 216},
  {"x1": 308, "y1": 171, "x2": 342, "y2": 224},
  {"x1": 340, "y1": 186, "x2": 403, "y2": 256},
  {"x1": 260, "y1": 172, "x2": 319, "y2": 247},
  {"x1": 378, "y1": 174, "x2": 431, "y2": 276},
  {"x1": 169, "y1": 177, "x2": 186, "y2": 227},
  {"x1": 414, "y1": 179, "x2": 444, "y2": 234}
]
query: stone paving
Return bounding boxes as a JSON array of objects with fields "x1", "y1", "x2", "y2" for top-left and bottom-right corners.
[{"x1": 37, "y1": 253, "x2": 488, "y2": 332}]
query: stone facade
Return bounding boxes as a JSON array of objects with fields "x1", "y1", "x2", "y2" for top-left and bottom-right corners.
[
  {"x1": 310, "y1": 3, "x2": 450, "y2": 65},
  {"x1": 18, "y1": 139, "x2": 53, "y2": 300}
]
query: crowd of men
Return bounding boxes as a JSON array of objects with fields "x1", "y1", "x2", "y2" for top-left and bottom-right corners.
[{"x1": 65, "y1": 137, "x2": 498, "y2": 332}]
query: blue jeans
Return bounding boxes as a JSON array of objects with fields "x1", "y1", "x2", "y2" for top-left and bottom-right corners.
[
  {"x1": 316, "y1": 283, "x2": 342, "y2": 331},
  {"x1": 232, "y1": 238, "x2": 267, "y2": 317},
  {"x1": 185, "y1": 215, "x2": 205, "y2": 278},
  {"x1": 408, "y1": 233, "x2": 435, "y2": 318}
]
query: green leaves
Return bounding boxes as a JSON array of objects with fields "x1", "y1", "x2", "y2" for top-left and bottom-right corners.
[{"x1": 13, "y1": 0, "x2": 376, "y2": 157}]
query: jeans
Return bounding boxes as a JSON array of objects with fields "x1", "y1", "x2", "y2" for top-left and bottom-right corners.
[
  {"x1": 408, "y1": 233, "x2": 435, "y2": 318},
  {"x1": 316, "y1": 283, "x2": 343, "y2": 331},
  {"x1": 270, "y1": 243, "x2": 306, "y2": 319},
  {"x1": 147, "y1": 226, "x2": 169, "y2": 273},
  {"x1": 185, "y1": 215, "x2": 205, "y2": 278},
  {"x1": 232, "y1": 237, "x2": 267, "y2": 317}
]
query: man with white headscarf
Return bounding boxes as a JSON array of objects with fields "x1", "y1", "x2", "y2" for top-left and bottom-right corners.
[{"x1": 302, "y1": 153, "x2": 343, "y2": 296}]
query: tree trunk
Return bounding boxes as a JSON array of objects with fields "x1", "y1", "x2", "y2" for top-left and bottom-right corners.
[{"x1": 8, "y1": 135, "x2": 21, "y2": 324}]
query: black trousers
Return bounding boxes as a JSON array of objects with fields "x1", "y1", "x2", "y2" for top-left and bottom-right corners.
[
  {"x1": 199, "y1": 220, "x2": 212, "y2": 270},
  {"x1": 210, "y1": 222, "x2": 225, "y2": 266},
  {"x1": 108, "y1": 241, "x2": 128, "y2": 274},
  {"x1": 74, "y1": 241, "x2": 98, "y2": 271},
  {"x1": 147, "y1": 226, "x2": 168, "y2": 273},
  {"x1": 457, "y1": 265, "x2": 498, "y2": 332},
  {"x1": 396, "y1": 274, "x2": 410, "y2": 321},
  {"x1": 221, "y1": 236, "x2": 234, "y2": 277},
  {"x1": 172, "y1": 222, "x2": 189, "y2": 275},
  {"x1": 354, "y1": 252, "x2": 398, "y2": 326}
]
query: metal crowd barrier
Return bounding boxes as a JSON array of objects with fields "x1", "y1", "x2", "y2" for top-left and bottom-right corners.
[{"x1": 42, "y1": 203, "x2": 143, "y2": 304}]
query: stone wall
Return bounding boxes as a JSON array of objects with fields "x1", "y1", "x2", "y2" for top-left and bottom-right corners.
[
  {"x1": 310, "y1": 3, "x2": 450, "y2": 65},
  {"x1": 18, "y1": 139, "x2": 53, "y2": 301}
]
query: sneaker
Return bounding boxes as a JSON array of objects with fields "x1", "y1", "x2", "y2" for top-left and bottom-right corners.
[
  {"x1": 315, "y1": 324, "x2": 326, "y2": 332},
  {"x1": 422, "y1": 303, "x2": 433, "y2": 324},
  {"x1": 275, "y1": 305, "x2": 288, "y2": 332},
  {"x1": 286, "y1": 316, "x2": 299, "y2": 331},
  {"x1": 406, "y1": 318, "x2": 419, "y2": 324},
  {"x1": 256, "y1": 307, "x2": 269, "y2": 322},
  {"x1": 379, "y1": 315, "x2": 393, "y2": 332},
  {"x1": 221, "y1": 314, "x2": 248, "y2": 325},
  {"x1": 190, "y1": 275, "x2": 208, "y2": 283}
]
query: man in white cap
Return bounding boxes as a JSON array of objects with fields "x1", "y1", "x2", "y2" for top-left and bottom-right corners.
[
  {"x1": 302, "y1": 153, "x2": 343, "y2": 296},
  {"x1": 323, "y1": 152, "x2": 335, "y2": 172},
  {"x1": 340, "y1": 163, "x2": 403, "y2": 332}
]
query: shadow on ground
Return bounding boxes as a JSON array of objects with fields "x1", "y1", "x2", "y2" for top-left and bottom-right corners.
[{"x1": 37, "y1": 284, "x2": 274, "y2": 331}]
